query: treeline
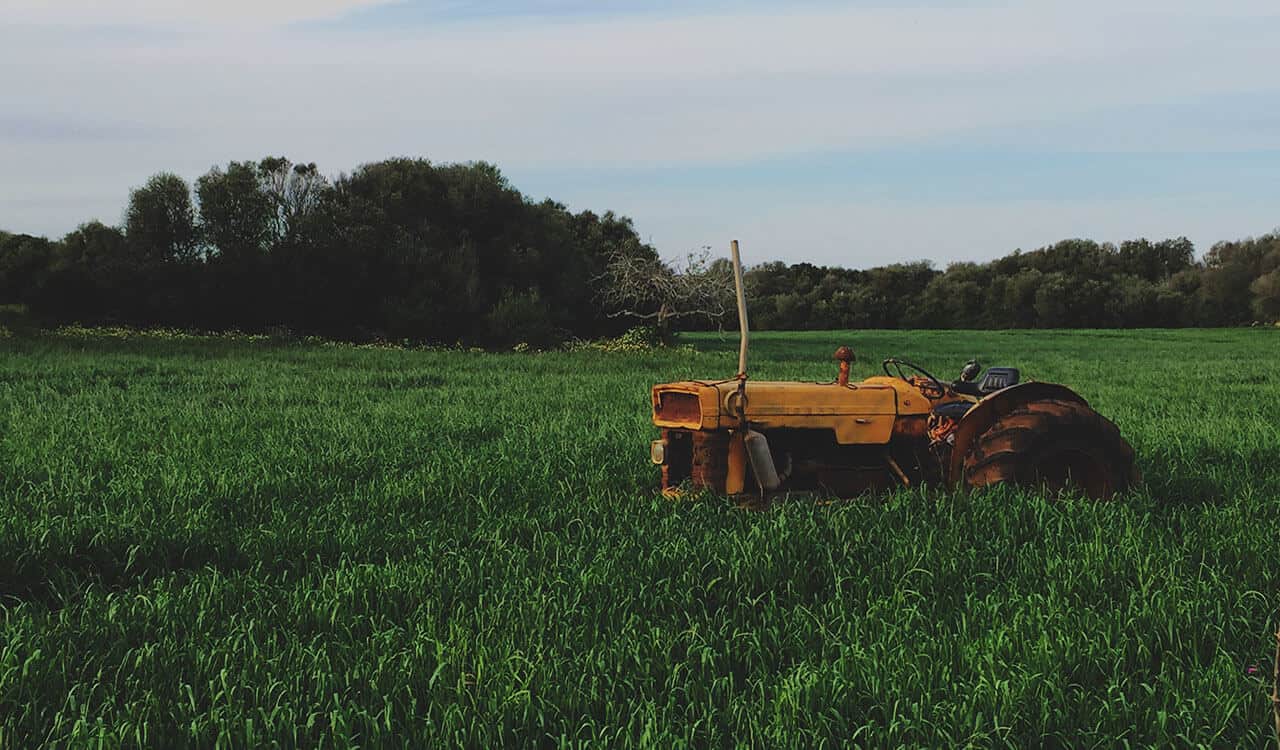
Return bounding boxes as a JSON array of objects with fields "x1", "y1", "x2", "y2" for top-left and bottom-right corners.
[
  {"x1": 1, "y1": 156, "x2": 1277, "y2": 344},
  {"x1": 0, "y1": 158, "x2": 657, "y2": 346},
  {"x1": 744, "y1": 234, "x2": 1280, "y2": 330}
]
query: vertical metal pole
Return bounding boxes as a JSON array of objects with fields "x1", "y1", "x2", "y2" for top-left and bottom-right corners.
[{"x1": 731, "y1": 239, "x2": 749, "y2": 378}]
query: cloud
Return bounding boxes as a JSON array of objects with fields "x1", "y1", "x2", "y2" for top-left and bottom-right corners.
[
  {"x1": 0, "y1": 116, "x2": 162, "y2": 144},
  {"x1": 8, "y1": 2, "x2": 1273, "y2": 166},
  {"x1": 5, "y1": 0, "x2": 399, "y2": 27},
  {"x1": 1, "y1": 1, "x2": 1277, "y2": 261}
]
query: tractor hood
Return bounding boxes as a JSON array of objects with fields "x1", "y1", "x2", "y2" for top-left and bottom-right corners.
[{"x1": 651, "y1": 377, "x2": 931, "y2": 444}]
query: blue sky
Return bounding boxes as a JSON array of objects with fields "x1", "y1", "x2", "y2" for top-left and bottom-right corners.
[{"x1": 3, "y1": 0, "x2": 1278, "y2": 267}]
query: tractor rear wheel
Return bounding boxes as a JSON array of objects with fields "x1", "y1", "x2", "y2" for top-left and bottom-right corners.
[{"x1": 963, "y1": 398, "x2": 1135, "y2": 498}]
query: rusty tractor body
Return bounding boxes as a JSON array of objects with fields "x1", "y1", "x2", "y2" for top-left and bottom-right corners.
[
  {"x1": 648, "y1": 242, "x2": 1136, "y2": 501},
  {"x1": 651, "y1": 356, "x2": 1136, "y2": 499}
]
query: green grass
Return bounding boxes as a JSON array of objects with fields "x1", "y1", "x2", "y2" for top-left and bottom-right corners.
[{"x1": 1, "y1": 327, "x2": 1278, "y2": 747}]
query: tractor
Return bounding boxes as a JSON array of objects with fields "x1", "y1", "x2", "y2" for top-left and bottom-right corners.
[{"x1": 649, "y1": 242, "x2": 1137, "y2": 501}]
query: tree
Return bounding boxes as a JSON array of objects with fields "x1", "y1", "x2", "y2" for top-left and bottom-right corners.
[
  {"x1": 0, "y1": 234, "x2": 55, "y2": 306},
  {"x1": 1116, "y1": 237, "x2": 1194, "y2": 281},
  {"x1": 124, "y1": 173, "x2": 198, "y2": 263},
  {"x1": 916, "y1": 272, "x2": 986, "y2": 328},
  {"x1": 41, "y1": 222, "x2": 132, "y2": 322},
  {"x1": 1004, "y1": 269, "x2": 1045, "y2": 328},
  {"x1": 12, "y1": 152, "x2": 1280, "y2": 341},
  {"x1": 196, "y1": 161, "x2": 274, "y2": 262},
  {"x1": 258, "y1": 157, "x2": 328, "y2": 241},
  {"x1": 1252, "y1": 270, "x2": 1280, "y2": 321},
  {"x1": 484, "y1": 288, "x2": 560, "y2": 347},
  {"x1": 1200, "y1": 236, "x2": 1274, "y2": 325},
  {"x1": 596, "y1": 248, "x2": 737, "y2": 339}
]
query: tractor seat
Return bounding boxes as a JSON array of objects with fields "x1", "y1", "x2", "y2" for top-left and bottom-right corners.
[
  {"x1": 951, "y1": 367, "x2": 1020, "y2": 398},
  {"x1": 978, "y1": 367, "x2": 1019, "y2": 392}
]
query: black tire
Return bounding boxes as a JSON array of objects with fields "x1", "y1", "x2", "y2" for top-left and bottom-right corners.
[{"x1": 963, "y1": 399, "x2": 1136, "y2": 499}]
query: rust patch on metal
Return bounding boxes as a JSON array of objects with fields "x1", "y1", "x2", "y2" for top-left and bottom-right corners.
[
  {"x1": 690, "y1": 430, "x2": 729, "y2": 493},
  {"x1": 891, "y1": 414, "x2": 929, "y2": 441},
  {"x1": 656, "y1": 392, "x2": 702, "y2": 424},
  {"x1": 833, "y1": 346, "x2": 855, "y2": 387}
]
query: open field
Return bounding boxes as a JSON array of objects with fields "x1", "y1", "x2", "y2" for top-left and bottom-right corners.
[{"x1": 1, "y1": 327, "x2": 1278, "y2": 747}]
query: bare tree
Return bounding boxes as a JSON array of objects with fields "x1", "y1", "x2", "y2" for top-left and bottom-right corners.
[
  {"x1": 597, "y1": 246, "x2": 737, "y2": 337},
  {"x1": 258, "y1": 157, "x2": 329, "y2": 241}
]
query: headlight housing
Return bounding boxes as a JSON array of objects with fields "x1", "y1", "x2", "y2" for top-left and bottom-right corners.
[{"x1": 650, "y1": 439, "x2": 667, "y2": 465}]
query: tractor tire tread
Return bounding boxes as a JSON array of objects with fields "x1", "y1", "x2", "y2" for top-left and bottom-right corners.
[{"x1": 962, "y1": 397, "x2": 1135, "y2": 498}]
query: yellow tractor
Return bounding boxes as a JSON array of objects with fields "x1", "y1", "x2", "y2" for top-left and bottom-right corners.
[{"x1": 649, "y1": 242, "x2": 1137, "y2": 501}]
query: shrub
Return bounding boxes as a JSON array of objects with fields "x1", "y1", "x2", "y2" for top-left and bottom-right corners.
[{"x1": 484, "y1": 289, "x2": 562, "y2": 349}]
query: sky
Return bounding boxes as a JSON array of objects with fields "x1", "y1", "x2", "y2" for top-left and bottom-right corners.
[{"x1": 2, "y1": 0, "x2": 1278, "y2": 268}]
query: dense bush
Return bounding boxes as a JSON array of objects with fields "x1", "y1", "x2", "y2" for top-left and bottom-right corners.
[
  {"x1": 0, "y1": 158, "x2": 649, "y2": 345},
  {"x1": 740, "y1": 235, "x2": 1280, "y2": 331}
]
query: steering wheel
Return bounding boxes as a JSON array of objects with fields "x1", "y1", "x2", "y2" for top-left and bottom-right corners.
[{"x1": 882, "y1": 358, "x2": 946, "y2": 399}]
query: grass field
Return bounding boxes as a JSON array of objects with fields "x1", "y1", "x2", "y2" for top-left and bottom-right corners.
[{"x1": 1, "y1": 327, "x2": 1278, "y2": 747}]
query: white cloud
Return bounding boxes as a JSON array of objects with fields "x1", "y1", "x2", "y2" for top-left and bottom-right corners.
[
  {"x1": 1, "y1": 1, "x2": 1277, "y2": 259},
  {"x1": 5, "y1": 0, "x2": 398, "y2": 27},
  {"x1": 5, "y1": 2, "x2": 1274, "y2": 166}
]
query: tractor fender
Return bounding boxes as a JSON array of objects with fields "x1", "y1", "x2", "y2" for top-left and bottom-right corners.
[{"x1": 947, "y1": 382, "x2": 1090, "y2": 486}]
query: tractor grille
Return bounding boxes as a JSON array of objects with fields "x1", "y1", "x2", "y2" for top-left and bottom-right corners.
[
  {"x1": 657, "y1": 429, "x2": 726, "y2": 494},
  {"x1": 655, "y1": 391, "x2": 702, "y2": 425}
]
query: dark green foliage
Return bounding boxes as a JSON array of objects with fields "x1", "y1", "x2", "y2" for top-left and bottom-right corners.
[
  {"x1": 0, "y1": 234, "x2": 55, "y2": 305},
  {"x1": 124, "y1": 173, "x2": 199, "y2": 265},
  {"x1": 0, "y1": 329, "x2": 1277, "y2": 746},
  {"x1": 3, "y1": 158, "x2": 1278, "y2": 343},
  {"x1": 1253, "y1": 270, "x2": 1280, "y2": 320},
  {"x1": 742, "y1": 235, "x2": 1280, "y2": 330},
  {"x1": 7, "y1": 158, "x2": 653, "y2": 345},
  {"x1": 0, "y1": 304, "x2": 35, "y2": 336},
  {"x1": 196, "y1": 161, "x2": 275, "y2": 263},
  {"x1": 485, "y1": 289, "x2": 561, "y2": 348},
  {"x1": 44, "y1": 222, "x2": 146, "y2": 323}
]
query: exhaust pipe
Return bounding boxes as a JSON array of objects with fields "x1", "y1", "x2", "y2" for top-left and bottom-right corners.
[
  {"x1": 727, "y1": 242, "x2": 787, "y2": 493},
  {"x1": 744, "y1": 429, "x2": 781, "y2": 491},
  {"x1": 731, "y1": 239, "x2": 749, "y2": 379}
]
